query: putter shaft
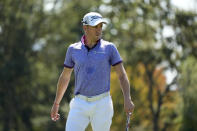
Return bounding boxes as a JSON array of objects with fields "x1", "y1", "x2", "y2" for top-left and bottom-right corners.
[{"x1": 125, "y1": 112, "x2": 132, "y2": 131}]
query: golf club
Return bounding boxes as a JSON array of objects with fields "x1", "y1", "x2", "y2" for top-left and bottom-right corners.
[{"x1": 125, "y1": 112, "x2": 132, "y2": 131}]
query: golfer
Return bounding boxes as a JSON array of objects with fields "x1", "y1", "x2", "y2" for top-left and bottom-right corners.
[{"x1": 51, "y1": 12, "x2": 134, "y2": 131}]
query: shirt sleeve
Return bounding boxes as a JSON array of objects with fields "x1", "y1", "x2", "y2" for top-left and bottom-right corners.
[
  {"x1": 64, "y1": 46, "x2": 74, "y2": 68},
  {"x1": 110, "y1": 44, "x2": 122, "y2": 66}
]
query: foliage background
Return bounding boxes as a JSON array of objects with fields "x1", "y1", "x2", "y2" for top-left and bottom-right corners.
[{"x1": 0, "y1": 0, "x2": 197, "y2": 131}]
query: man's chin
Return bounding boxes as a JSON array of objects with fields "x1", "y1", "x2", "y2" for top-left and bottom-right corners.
[{"x1": 95, "y1": 35, "x2": 101, "y2": 40}]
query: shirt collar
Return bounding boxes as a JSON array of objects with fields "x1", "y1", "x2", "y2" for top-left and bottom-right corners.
[
  {"x1": 81, "y1": 35, "x2": 86, "y2": 45},
  {"x1": 80, "y1": 35, "x2": 101, "y2": 46}
]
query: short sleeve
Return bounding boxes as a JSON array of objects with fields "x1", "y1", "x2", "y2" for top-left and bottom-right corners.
[
  {"x1": 110, "y1": 44, "x2": 122, "y2": 66},
  {"x1": 64, "y1": 46, "x2": 74, "y2": 68}
]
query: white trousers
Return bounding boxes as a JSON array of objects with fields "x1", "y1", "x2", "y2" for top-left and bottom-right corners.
[{"x1": 65, "y1": 95, "x2": 114, "y2": 131}]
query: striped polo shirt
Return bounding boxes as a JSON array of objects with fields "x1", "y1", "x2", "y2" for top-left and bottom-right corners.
[{"x1": 64, "y1": 36, "x2": 122, "y2": 96}]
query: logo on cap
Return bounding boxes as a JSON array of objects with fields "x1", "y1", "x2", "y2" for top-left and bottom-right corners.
[{"x1": 90, "y1": 16, "x2": 102, "y2": 21}]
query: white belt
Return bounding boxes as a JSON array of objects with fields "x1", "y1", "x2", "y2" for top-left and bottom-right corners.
[{"x1": 76, "y1": 92, "x2": 110, "y2": 102}]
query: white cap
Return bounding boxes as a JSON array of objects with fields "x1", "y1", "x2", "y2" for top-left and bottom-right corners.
[{"x1": 82, "y1": 12, "x2": 107, "y2": 26}]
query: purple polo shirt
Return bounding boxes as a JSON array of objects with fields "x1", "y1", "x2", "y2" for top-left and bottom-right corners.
[{"x1": 64, "y1": 36, "x2": 122, "y2": 96}]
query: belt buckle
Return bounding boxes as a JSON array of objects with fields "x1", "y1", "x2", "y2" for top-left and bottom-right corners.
[{"x1": 87, "y1": 96, "x2": 93, "y2": 102}]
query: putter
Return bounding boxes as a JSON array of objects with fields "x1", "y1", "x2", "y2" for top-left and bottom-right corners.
[{"x1": 125, "y1": 112, "x2": 132, "y2": 131}]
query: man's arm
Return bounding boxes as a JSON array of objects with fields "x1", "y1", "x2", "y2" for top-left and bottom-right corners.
[
  {"x1": 114, "y1": 63, "x2": 134, "y2": 114},
  {"x1": 51, "y1": 67, "x2": 73, "y2": 121}
]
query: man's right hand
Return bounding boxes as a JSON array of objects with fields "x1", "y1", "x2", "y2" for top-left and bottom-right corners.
[{"x1": 51, "y1": 103, "x2": 60, "y2": 121}]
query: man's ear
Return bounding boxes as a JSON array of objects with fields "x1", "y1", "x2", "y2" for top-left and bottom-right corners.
[
  {"x1": 83, "y1": 25, "x2": 86, "y2": 30},
  {"x1": 83, "y1": 25, "x2": 88, "y2": 34}
]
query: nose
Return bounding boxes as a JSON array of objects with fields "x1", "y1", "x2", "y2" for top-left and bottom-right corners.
[{"x1": 96, "y1": 26, "x2": 102, "y2": 33}]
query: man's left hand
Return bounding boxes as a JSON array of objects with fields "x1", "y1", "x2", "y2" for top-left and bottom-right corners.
[{"x1": 124, "y1": 98, "x2": 135, "y2": 114}]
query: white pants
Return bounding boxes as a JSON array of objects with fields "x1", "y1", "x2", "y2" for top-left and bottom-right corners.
[{"x1": 65, "y1": 95, "x2": 114, "y2": 131}]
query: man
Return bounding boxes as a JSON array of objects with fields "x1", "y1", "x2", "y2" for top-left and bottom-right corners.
[{"x1": 51, "y1": 12, "x2": 134, "y2": 131}]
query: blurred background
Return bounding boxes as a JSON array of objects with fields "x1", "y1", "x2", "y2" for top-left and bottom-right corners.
[{"x1": 0, "y1": 0, "x2": 197, "y2": 131}]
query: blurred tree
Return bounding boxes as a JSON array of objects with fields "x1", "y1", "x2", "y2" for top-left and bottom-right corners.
[
  {"x1": 172, "y1": 6, "x2": 197, "y2": 131},
  {"x1": 0, "y1": 0, "x2": 39, "y2": 130},
  {"x1": 173, "y1": 11, "x2": 197, "y2": 58},
  {"x1": 179, "y1": 57, "x2": 197, "y2": 131}
]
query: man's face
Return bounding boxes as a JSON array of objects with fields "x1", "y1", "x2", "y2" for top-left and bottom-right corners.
[{"x1": 84, "y1": 23, "x2": 103, "y2": 41}]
